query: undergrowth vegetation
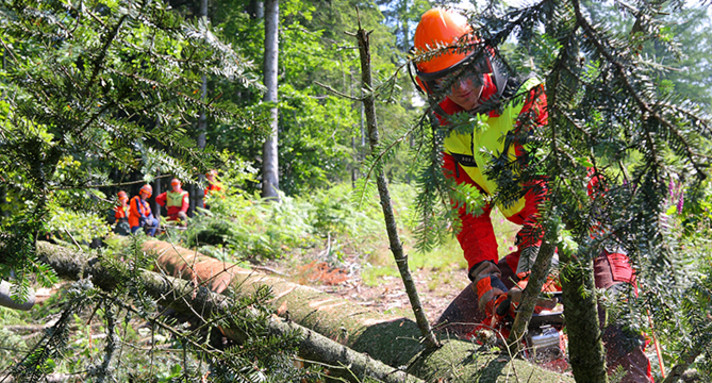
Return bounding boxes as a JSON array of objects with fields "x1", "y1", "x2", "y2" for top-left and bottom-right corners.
[{"x1": 167, "y1": 180, "x2": 520, "y2": 288}]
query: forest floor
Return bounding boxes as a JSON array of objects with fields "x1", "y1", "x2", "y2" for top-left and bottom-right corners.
[
  {"x1": 262, "y1": 250, "x2": 471, "y2": 325},
  {"x1": 258, "y1": 212, "x2": 520, "y2": 325}
]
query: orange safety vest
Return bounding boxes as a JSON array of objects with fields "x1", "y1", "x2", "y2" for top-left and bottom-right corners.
[
  {"x1": 128, "y1": 196, "x2": 151, "y2": 228},
  {"x1": 114, "y1": 205, "x2": 128, "y2": 220},
  {"x1": 206, "y1": 183, "x2": 222, "y2": 195}
]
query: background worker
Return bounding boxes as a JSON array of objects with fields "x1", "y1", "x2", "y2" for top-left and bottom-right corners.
[
  {"x1": 204, "y1": 170, "x2": 222, "y2": 196},
  {"x1": 413, "y1": 8, "x2": 652, "y2": 382},
  {"x1": 203, "y1": 170, "x2": 223, "y2": 209},
  {"x1": 156, "y1": 178, "x2": 189, "y2": 226},
  {"x1": 112, "y1": 190, "x2": 131, "y2": 235},
  {"x1": 128, "y1": 184, "x2": 158, "y2": 236}
]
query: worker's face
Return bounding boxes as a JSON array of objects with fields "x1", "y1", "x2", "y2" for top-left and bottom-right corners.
[
  {"x1": 171, "y1": 183, "x2": 181, "y2": 192},
  {"x1": 120, "y1": 197, "x2": 128, "y2": 206},
  {"x1": 140, "y1": 191, "x2": 150, "y2": 200},
  {"x1": 442, "y1": 74, "x2": 483, "y2": 112}
]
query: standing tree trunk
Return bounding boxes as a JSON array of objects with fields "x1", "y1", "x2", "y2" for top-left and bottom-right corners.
[
  {"x1": 560, "y1": 254, "x2": 607, "y2": 382},
  {"x1": 261, "y1": 0, "x2": 280, "y2": 201},
  {"x1": 0, "y1": 186, "x2": 7, "y2": 218},
  {"x1": 249, "y1": 0, "x2": 264, "y2": 19},
  {"x1": 152, "y1": 177, "x2": 161, "y2": 219},
  {"x1": 354, "y1": 18, "x2": 438, "y2": 350},
  {"x1": 543, "y1": 1, "x2": 607, "y2": 380},
  {"x1": 193, "y1": 0, "x2": 209, "y2": 213}
]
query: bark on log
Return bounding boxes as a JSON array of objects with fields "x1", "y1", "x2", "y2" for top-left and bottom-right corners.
[
  {"x1": 35, "y1": 241, "x2": 422, "y2": 383},
  {"x1": 143, "y1": 240, "x2": 575, "y2": 382}
]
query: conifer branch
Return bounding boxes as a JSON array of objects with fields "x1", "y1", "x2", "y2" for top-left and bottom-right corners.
[
  {"x1": 314, "y1": 81, "x2": 363, "y2": 101},
  {"x1": 573, "y1": 0, "x2": 708, "y2": 176}
]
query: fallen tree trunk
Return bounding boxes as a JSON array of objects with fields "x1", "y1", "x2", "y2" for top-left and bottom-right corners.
[
  {"x1": 144, "y1": 240, "x2": 574, "y2": 382},
  {"x1": 36, "y1": 241, "x2": 422, "y2": 383}
]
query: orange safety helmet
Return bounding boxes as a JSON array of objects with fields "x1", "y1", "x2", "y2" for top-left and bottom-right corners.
[
  {"x1": 414, "y1": 8, "x2": 474, "y2": 74},
  {"x1": 412, "y1": 8, "x2": 492, "y2": 95},
  {"x1": 140, "y1": 184, "x2": 153, "y2": 198},
  {"x1": 117, "y1": 190, "x2": 128, "y2": 200}
]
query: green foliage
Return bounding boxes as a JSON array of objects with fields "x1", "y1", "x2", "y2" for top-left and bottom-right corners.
[
  {"x1": 375, "y1": 0, "x2": 431, "y2": 52},
  {"x1": 278, "y1": 84, "x2": 356, "y2": 193},
  {"x1": 208, "y1": 0, "x2": 419, "y2": 195},
  {"x1": 0, "y1": 0, "x2": 261, "y2": 285},
  {"x1": 46, "y1": 198, "x2": 111, "y2": 245},
  {"x1": 9, "y1": 278, "x2": 96, "y2": 382},
  {"x1": 680, "y1": 176, "x2": 712, "y2": 232},
  {"x1": 184, "y1": 190, "x2": 319, "y2": 260},
  {"x1": 1, "y1": 237, "x2": 321, "y2": 382},
  {"x1": 182, "y1": 181, "x2": 407, "y2": 262}
]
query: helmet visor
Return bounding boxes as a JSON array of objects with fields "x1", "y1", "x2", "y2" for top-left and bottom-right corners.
[{"x1": 416, "y1": 49, "x2": 492, "y2": 96}]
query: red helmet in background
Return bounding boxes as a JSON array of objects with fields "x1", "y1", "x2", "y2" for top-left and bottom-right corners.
[
  {"x1": 140, "y1": 184, "x2": 153, "y2": 198},
  {"x1": 117, "y1": 190, "x2": 128, "y2": 200}
]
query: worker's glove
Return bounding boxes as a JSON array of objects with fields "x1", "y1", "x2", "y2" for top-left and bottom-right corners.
[
  {"x1": 506, "y1": 278, "x2": 559, "y2": 313},
  {"x1": 177, "y1": 212, "x2": 188, "y2": 224},
  {"x1": 138, "y1": 217, "x2": 146, "y2": 227},
  {"x1": 469, "y1": 261, "x2": 508, "y2": 317}
]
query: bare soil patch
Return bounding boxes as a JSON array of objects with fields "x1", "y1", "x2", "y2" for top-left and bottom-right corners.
[{"x1": 260, "y1": 247, "x2": 472, "y2": 325}]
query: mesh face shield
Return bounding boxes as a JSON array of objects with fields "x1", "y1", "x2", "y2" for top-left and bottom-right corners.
[
  {"x1": 413, "y1": 46, "x2": 494, "y2": 97},
  {"x1": 410, "y1": 44, "x2": 512, "y2": 116}
]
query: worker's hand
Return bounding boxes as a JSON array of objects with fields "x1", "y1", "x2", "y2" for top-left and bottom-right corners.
[
  {"x1": 469, "y1": 261, "x2": 508, "y2": 316},
  {"x1": 507, "y1": 285, "x2": 523, "y2": 307},
  {"x1": 139, "y1": 217, "x2": 146, "y2": 227},
  {"x1": 507, "y1": 279, "x2": 558, "y2": 312}
]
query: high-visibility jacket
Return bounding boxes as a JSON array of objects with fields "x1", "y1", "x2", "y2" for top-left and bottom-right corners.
[
  {"x1": 205, "y1": 182, "x2": 222, "y2": 196},
  {"x1": 128, "y1": 196, "x2": 152, "y2": 228},
  {"x1": 440, "y1": 76, "x2": 546, "y2": 218},
  {"x1": 114, "y1": 205, "x2": 128, "y2": 220},
  {"x1": 438, "y1": 74, "x2": 548, "y2": 269},
  {"x1": 156, "y1": 190, "x2": 189, "y2": 219}
]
